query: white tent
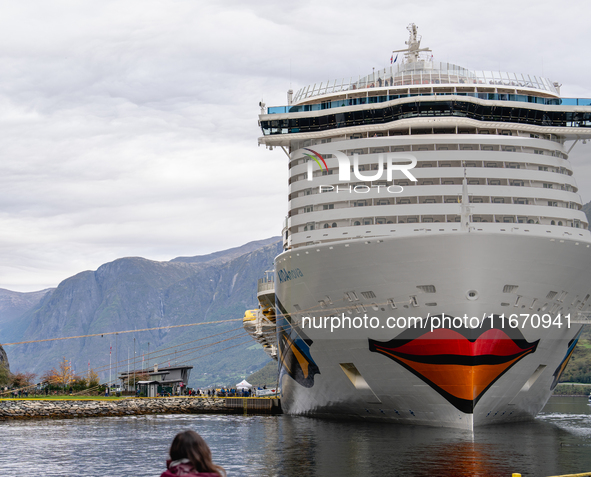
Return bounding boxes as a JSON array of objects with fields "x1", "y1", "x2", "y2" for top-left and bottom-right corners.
[{"x1": 236, "y1": 379, "x2": 253, "y2": 390}]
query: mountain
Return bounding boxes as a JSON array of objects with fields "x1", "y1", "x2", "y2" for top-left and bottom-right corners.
[{"x1": 2, "y1": 238, "x2": 282, "y2": 387}]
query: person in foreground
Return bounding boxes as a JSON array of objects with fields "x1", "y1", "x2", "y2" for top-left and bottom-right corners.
[{"x1": 160, "y1": 430, "x2": 226, "y2": 477}]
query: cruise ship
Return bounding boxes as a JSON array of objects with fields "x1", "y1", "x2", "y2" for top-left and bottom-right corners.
[{"x1": 250, "y1": 24, "x2": 591, "y2": 428}]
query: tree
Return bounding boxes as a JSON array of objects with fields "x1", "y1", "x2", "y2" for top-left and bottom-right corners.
[
  {"x1": 43, "y1": 357, "x2": 76, "y2": 390},
  {"x1": 0, "y1": 363, "x2": 11, "y2": 386},
  {"x1": 11, "y1": 372, "x2": 36, "y2": 388},
  {"x1": 87, "y1": 369, "x2": 100, "y2": 388}
]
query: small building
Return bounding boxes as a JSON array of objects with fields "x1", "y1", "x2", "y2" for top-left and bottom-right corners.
[
  {"x1": 137, "y1": 381, "x2": 159, "y2": 398},
  {"x1": 119, "y1": 364, "x2": 193, "y2": 395}
]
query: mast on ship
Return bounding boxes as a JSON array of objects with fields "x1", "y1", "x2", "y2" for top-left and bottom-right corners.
[{"x1": 392, "y1": 23, "x2": 432, "y2": 64}]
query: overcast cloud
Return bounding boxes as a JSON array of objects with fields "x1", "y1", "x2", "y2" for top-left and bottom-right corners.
[{"x1": 1, "y1": 0, "x2": 590, "y2": 291}]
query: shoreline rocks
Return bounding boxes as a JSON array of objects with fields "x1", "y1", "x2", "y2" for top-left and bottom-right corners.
[{"x1": 0, "y1": 397, "x2": 278, "y2": 420}]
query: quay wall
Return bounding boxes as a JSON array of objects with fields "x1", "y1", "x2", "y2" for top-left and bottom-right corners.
[{"x1": 0, "y1": 397, "x2": 279, "y2": 420}]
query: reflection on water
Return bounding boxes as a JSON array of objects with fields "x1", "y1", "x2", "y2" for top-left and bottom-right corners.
[{"x1": 0, "y1": 397, "x2": 590, "y2": 476}]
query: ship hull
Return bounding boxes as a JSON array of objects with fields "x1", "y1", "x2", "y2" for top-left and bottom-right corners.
[{"x1": 274, "y1": 231, "x2": 590, "y2": 429}]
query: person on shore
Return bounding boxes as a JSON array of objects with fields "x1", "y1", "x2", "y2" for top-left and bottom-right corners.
[{"x1": 160, "y1": 430, "x2": 226, "y2": 477}]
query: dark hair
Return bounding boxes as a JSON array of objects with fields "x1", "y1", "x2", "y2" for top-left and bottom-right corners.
[{"x1": 169, "y1": 430, "x2": 226, "y2": 477}]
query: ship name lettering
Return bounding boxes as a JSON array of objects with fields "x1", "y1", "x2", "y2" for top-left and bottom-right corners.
[{"x1": 278, "y1": 268, "x2": 304, "y2": 283}]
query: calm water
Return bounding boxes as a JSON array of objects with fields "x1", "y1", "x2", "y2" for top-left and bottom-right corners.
[{"x1": 0, "y1": 397, "x2": 590, "y2": 476}]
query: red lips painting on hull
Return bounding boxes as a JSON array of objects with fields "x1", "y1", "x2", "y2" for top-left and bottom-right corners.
[{"x1": 368, "y1": 316, "x2": 539, "y2": 414}]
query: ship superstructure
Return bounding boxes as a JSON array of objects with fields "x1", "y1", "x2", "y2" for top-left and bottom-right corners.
[{"x1": 253, "y1": 24, "x2": 591, "y2": 428}]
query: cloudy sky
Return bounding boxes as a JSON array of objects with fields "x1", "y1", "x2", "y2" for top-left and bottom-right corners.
[{"x1": 1, "y1": 0, "x2": 590, "y2": 292}]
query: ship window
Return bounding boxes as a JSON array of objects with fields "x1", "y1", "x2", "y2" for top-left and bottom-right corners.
[
  {"x1": 408, "y1": 218, "x2": 418, "y2": 223},
  {"x1": 422, "y1": 180, "x2": 433, "y2": 185},
  {"x1": 482, "y1": 146, "x2": 493, "y2": 151},
  {"x1": 558, "y1": 221, "x2": 563, "y2": 226},
  {"x1": 493, "y1": 198, "x2": 505, "y2": 204},
  {"x1": 332, "y1": 223, "x2": 337, "y2": 228},
  {"x1": 417, "y1": 285, "x2": 436, "y2": 293},
  {"x1": 323, "y1": 204, "x2": 334, "y2": 210},
  {"x1": 323, "y1": 224, "x2": 330, "y2": 228},
  {"x1": 551, "y1": 220, "x2": 556, "y2": 225},
  {"x1": 443, "y1": 180, "x2": 454, "y2": 185},
  {"x1": 424, "y1": 198, "x2": 436, "y2": 203},
  {"x1": 354, "y1": 221, "x2": 361, "y2": 226},
  {"x1": 503, "y1": 217, "x2": 515, "y2": 223},
  {"x1": 423, "y1": 217, "x2": 433, "y2": 223},
  {"x1": 511, "y1": 180, "x2": 524, "y2": 186},
  {"x1": 486, "y1": 163, "x2": 497, "y2": 168},
  {"x1": 468, "y1": 180, "x2": 479, "y2": 185},
  {"x1": 364, "y1": 219, "x2": 373, "y2": 225},
  {"x1": 361, "y1": 291, "x2": 376, "y2": 299},
  {"x1": 489, "y1": 180, "x2": 501, "y2": 185},
  {"x1": 399, "y1": 199, "x2": 410, "y2": 204},
  {"x1": 516, "y1": 198, "x2": 528, "y2": 205},
  {"x1": 543, "y1": 183, "x2": 553, "y2": 189},
  {"x1": 471, "y1": 198, "x2": 483, "y2": 203},
  {"x1": 548, "y1": 201, "x2": 558, "y2": 207},
  {"x1": 376, "y1": 218, "x2": 386, "y2": 224},
  {"x1": 440, "y1": 163, "x2": 451, "y2": 167},
  {"x1": 445, "y1": 198, "x2": 457, "y2": 203},
  {"x1": 507, "y1": 163, "x2": 520, "y2": 168},
  {"x1": 455, "y1": 217, "x2": 461, "y2": 222},
  {"x1": 466, "y1": 162, "x2": 476, "y2": 167}
]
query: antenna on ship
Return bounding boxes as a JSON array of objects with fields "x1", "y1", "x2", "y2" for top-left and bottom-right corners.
[{"x1": 392, "y1": 23, "x2": 432, "y2": 64}]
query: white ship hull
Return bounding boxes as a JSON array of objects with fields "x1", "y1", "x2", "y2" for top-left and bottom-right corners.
[{"x1": 275, "y1": 231, "x2": 589, "y2": 429}]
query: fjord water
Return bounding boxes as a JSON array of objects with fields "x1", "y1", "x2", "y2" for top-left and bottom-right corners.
[{"x1": 0, "y1": 397, "x2": 590, "y2": 476}]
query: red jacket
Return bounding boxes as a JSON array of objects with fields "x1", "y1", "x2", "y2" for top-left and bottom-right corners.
[{"x1": 160, "y1": 459, "x2": 221, "y2": 477}]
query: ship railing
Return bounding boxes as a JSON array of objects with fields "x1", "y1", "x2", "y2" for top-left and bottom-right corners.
[
  {"x1": 290, "y1": 63, "x2": 558, "y2": 104},
  {"x1": 257, "y1": 279, "x2": 275, "y2": 294}
]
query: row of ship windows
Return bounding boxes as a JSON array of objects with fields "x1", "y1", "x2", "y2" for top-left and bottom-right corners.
[
  {"x1": 295, "y1": 197, "x2": 580, "y2": 214},
  {"x1": 292, "y1": 163, "x2": 572, "y2": 185},
  {"x1": 290, "y1": 148, "x2": 567, "y2": 171},
  {"x1": 298, "y1": 216, "x2": 583, "y2": 230},
  {"x1": 289, "y1": 161, "x2": 572, "y2": 184},
  {"x1": 286, "y1": 89, "x2": 563, "y2": 114},
  {"x1": 296, "y1": 286, "x2": 590, "y2": 317},
  {"x1": 292, "y1": 179, "x2": 576, "y2": 200},
  {"x1": 261, "y1": 100, "x2": 591, "y2": 135},
  {"x1": 290, "y1": 129, "x2": 562, "y2": 150}
]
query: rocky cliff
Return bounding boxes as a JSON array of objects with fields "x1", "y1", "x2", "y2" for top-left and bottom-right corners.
[{"x1": 2, "y1": 237, "x2": 281, "y2": 387}]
